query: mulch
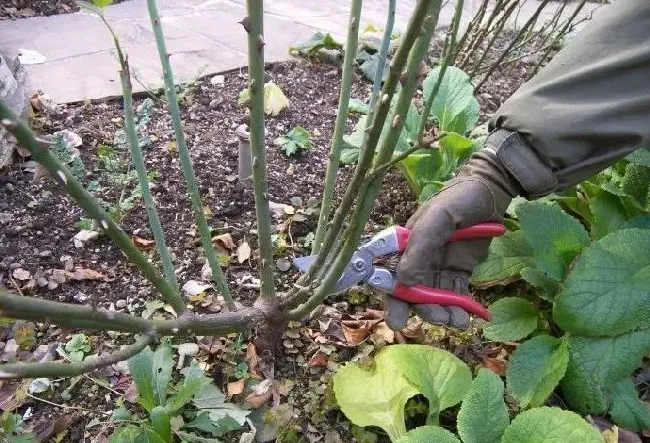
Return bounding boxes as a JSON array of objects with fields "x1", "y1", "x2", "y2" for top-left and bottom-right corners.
[{"x1": 0, "y1": 0, "x2": 130, "y2": 20}]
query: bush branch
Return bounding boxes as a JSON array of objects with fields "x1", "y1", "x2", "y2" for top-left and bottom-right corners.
[
  {"x1": 146, "y1": 0, "x2": 235, "y2": 310},
  {"x1": 0, "y1": 334, "x2": 154, "y2": 380}
]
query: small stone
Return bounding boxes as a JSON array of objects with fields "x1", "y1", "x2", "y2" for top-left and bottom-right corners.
[
  {"x1": 73, "y1": 293, "x2": 88, "y2": 303},
  {"x1": 36, "y1": 278, "x2": 48, "y2": 287},
  {"x1": 209, "y1": 98, "x2": 223, "y2": 109},
  {"x1": 210, "y1": 75, "x2": 225, "y2": 86},
  {"x1": 5, "y1": 183, "x2": 14, "y2": 192},
  {"x1": 38, "y1": 250, "x2": 52, "y2": 258},
  {"x1": 73, "y1": 229, "x2": 99, "y2": 248},
  {"x1": 115, "y1": 299, "x2": 127, "y2": 309},
  {"x1": 0, "y1": 212, "x2": 13, "y2": 224}
]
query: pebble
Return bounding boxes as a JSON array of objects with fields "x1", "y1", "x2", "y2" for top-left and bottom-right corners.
[
  {"x1": 9, "y1": 262, "x2": 21, "y2": 270},
  {"x1": 209, "y1": 98, "x2": 223, "y2": 109},
  {"x1": 38, "y1": 250, "x2": 52, "y2": 258},
  {"x1": 5, "y1": 183, "x2": 14, "y2": 192},
  {"x1": 115, "y1": 299, "x2": 127, "y2": 309},
  {"x1": 73, "y1": 293, "x2": 88, "y2": 303}
]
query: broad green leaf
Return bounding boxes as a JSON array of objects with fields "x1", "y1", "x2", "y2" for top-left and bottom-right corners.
[
  {"x1": 192, "y1": 383, "x2": 248, "y2": 433},
  {"x1": 175, "y1": 431, "x2": 223, "y2": 442},
  {"x1": 418, "y1": 182, "x2": 443, "y2": 205},
  {"x1": 109, "y1": 426, "x2": 143, "y2": 443},
  {"x1": 386, "y1": 345, "x2": 471, "y2": 419},
  {"x1": 620, "y1": 213, "x2": 650, "y2": 230},
  {"x1": 166, "y1": 360, "x2": 210, "y2": 412},
  {"x1": 395, "y1": 426, "x2": 460, "y2": 443},
  {"x1": 506, "y1": 336, "x2": 569, "y2": 408},
  {"x1": 134, "y1": 429, "x2": 167, "y2": 443},
  {"x1": 561, "y1": 328, "x2": 650, "y2": 413},
  {"x1": 149, "y1": 406, "x2": 172, "y2": 443},
  {"x1": 516, "y1": 201, "x2": 590, "y2": 280},
  {"x1": 275, "y1": 126, "x2": 311, "y2": 157},
  {"x1": 152, "y1": 341, "x2": 174, "y2": 406},
  {"x1": 92, "y1": 0, "x2": 114, "y2": 7},
  {"x1": 457, "y1": 369, "x2": 509, "y2": 443},
  {"x1": 288, "y1": 32, "x2": 342, "y2": 56},
  {"x1": 264, "y1": 82, "x2": 289, "y2": 116},
  {"x1": 184, "y1": 411, "x2": 220, "y2": 434},
  {"x1": 349, "y1": 99, "x2": 369, "y2": 114},
  {"x1": 483, "y1": 297, "x2": 538, "y2": 342},
  {"x1": 333, "y1": 345, "x2": 470, "y2": 440},
  {"x1": 501, "y1": 407, "x2": 604, "y2": 443},
  {"x1": 586, "y1": 187, "x2": 629, "y2": 239},
  {"x1": 626, "y1": 146, "x2": 650, "y2": 167},
  {"x1": 553, "y1": 229, "x2": 650, "y2": 336},
  {"x1": 358, "y1": 54, "x2": 388, "y2": 83},
  {"x1": 608, "y1": 378, "x2": 650, "y2": 431},
  {"x1": 340, "y1": 148, "x2": 360, "y2": 164},
  {"x1": 333, "y1": 352, "x2": 418, "y2": 440},
  {"x1": 471, "y1": 231, "x2": 534, "y2": 286},
  {"x1": 128, "y1": 346, "x2": 156, "y2": 412},
  {"x1": 423, "y1": 66, "x2": 479, "y2": 135},
  {"x1": 520, "y1": 267, "x2": 560, "y2": 301},
  {"x1": 621, "y1": 163, "x2": 650, "y2": 209}
]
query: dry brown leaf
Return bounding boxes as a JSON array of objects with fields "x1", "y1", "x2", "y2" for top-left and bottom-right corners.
[
  {"x1": 246, "y1": 343, "x2": 263, "y2": 379},
  {"x1": 33, "y1": 411, "x2": 81, "y2": 442},
  {"x1": 12, "y1": 268, "x2": 31, "y2": 281},
  {"x1": 237, "y1": 240, "x2": 251, "y2": 264},
  {"x1": 227, "y1": 379, "x2": 246, "y2": 398},
  {"x1": 212, "y1": 233, "x2": 236, "y2": 251},
  {"x1": 131, "y1": 235, "x2": 156, "y2": 251},
  {"x1": 198, "y1": 337, "x2": 226, "y2": 355},
  {"x1": 49, "y1": 269, "x2": 67, "y2": 284},
  {"x1": 0, "y1": 380, "x2": 29, "y2": 412},
  {"x1": 401, "y1": 319, "x2": 424, "y2": 341},
  {"x1": 371, "y1": 321, "x2": 395, "y2": 344},
  {"x1": 67, "y1": 268, "x2": 106, "y2": 281},
  {"x1": 308, "y1": 352, "x2": 328, "y2": 368},
  {"x1": 246, "y1": 390, "x2": 272, "y2": 409},
  {"x1": 341, "y1": 318, "x2": 382, "y2": 347},
  {"x1": 483, "y1": 357, "x2": 507, "y2": 376}
]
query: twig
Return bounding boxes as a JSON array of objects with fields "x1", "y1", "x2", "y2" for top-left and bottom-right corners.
[
  {"x1": 0, "y1": 102, "x2": 180, "y2": 310},
  {"x1": 146, "y1": 0, "x2": 235, "y2": 310},
  {"x1": 0, "y1": 335, "x2": 154, "y2": 379},
  {"x1": 312, "y1": 0, "x2": 363, "y2": 255},
  {"x1": 241, "y1": 0, "x2": 276, "y2": 300},
  {"x1": 26, "y1": 393, "x2": 109, "y2": 414}
]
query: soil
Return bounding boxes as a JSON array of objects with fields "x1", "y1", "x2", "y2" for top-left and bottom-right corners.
[
  {"x1": 0, "y1": 29, "x2": 561, "y2": 442},
  {"x1": 0, "y1": 0, "x2": 130, "y2": 20}
]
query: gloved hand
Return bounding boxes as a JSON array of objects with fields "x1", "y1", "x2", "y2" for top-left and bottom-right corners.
[{"x1": 386, "y1": 130, "x2": 522, "y2": 331}]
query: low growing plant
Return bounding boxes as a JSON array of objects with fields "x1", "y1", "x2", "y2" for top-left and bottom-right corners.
[{"x1": 274, "y1": 126, "x2": 311, "y2": 157}]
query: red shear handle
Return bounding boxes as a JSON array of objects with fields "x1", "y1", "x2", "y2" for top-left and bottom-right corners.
[
  {"x1": 393, "y1": 283, "x2": 491, "y2": 321},
  {"x1": 395, "y1": 223, "x2": 506, "y2": 252}
]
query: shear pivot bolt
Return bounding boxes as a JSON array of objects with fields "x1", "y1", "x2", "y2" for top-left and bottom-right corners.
[{"x1": 354, "y1": 259, "x2": 365, "y2": 271}]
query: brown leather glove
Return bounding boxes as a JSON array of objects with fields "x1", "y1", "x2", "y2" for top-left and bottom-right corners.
[{"x1": 386, "y1": 130, "x2": 523, "y2": 331}]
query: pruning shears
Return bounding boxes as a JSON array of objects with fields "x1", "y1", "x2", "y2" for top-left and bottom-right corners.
[{"x1": 293, "y1": 223, "x2": 506, "y2": 321}]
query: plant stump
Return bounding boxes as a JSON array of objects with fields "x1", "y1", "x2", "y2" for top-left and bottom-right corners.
[{"x1": 235, "y1": 123, "x2": 253, "y2": 188}]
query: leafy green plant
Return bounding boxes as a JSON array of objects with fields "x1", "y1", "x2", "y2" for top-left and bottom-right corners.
[
  {"x1": 238, "y1": 81, "x2": 289, "y2": 116},
  {"x1": 471, "y1": 158, "x2": 650, "y2": 430},
  {"x1": 333, "y1": 346, "x2": 605, "y2": 442},
  {"x1": 0, "y1": 412, "x2": 37, "y2": 443},
  {"x1": 50, "y1": 132, "x2": 85, "y2": 182},
  {"x1": 289, "y1": 32, "x2": 343, "y2": 58},
  {"x1": 63, "y1": 333, "x2": 92, "y2": 363},
  {"x1": 274, "y1": 126, "x2": 311, "y2": 157},
  {"x1": 108, "y1": 340, "x2": 248, "y2": 442}
]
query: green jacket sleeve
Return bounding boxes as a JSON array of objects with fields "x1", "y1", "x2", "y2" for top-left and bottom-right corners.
[{"x1": 488, "y1": 0, "x2": 650, "y2": 198}]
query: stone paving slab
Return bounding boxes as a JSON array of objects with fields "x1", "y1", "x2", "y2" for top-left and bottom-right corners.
[{"x1": 0, "y1": 0, "x2": 604, "y2": 104}]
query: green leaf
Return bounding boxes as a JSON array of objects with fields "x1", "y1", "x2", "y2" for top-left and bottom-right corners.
[
  {"x1": 192, "y1": 383, "x2": 248, "y2": 433},
  {"x1": 128, "y1": 346, "x2": 156, "y2": 412},
  {"x1": 586, "y1": 187, "x2": 629, "y2": 239},
  {"x1": 150, "y1": 406, "x2": 172, "y2": 442},
  {"x1": 561, "y1": 328, "x2": 650, "y2": 413},
  {"x1": 289, "y1": 32, "x2": 342, "y2": 56},
  {"x1": 92, "y1": 0, "x2": 114, "y2": 7},
  {"x1": 175, "y1": 431, "x2": 223, "y2": 443},
  {"x1": 349, "y1": 99, "x2": 370, "y2": 114},
  {"x1": 501, "y1": 407, "x2": 604, "y2": 443},
  {"x1": 394, "y1": 426, "x2": 460, "y2": 443},
  {"x1": 135, "y1": 429, "x2": 167, "y2": 443},
  {"x1": 274, "y1": 126, "x2": 311, "y2": 157},
  {"x1": 422, "y1": 66, "x2": 479, "y2": 135},
  {"x1": 626, "y1": 146, "x2": 650, "y2": 167},
  {"x1": 333, "y1": 345, "x2": 470, "y2": 440},
  {"x1": 471, "y1": 231, "x2": 535, "y2": 286},
  {"x1": 457, "y1": 369, "x2": 509, "y2": 443},
  {"x1": 608, "y1": 378, "x2": 650, "y2": 431},
  {"x1": 109, "y1": 426, "x2": 143, "y2": 443},
  {"x1": 151, "y1": 341, "x2": 174, "y2": 406},
  {"x1": 264, "y1": 82, "x2": 289, "y2": 116},
  {"x1": 520, "y1": 267, "x2": 560, "y2": 301},
  {"x1": 184, "y1": 411, "x2": 220, "y2": 434},
  {"x1": 166, "y1": 360, "x2": 210, "y2": 412},
  {"x1": 483, "y1": 297, "x2": 539, "y2": 342},
  {"x1": 516, "y1": 201, "x2": 590, "y2": 280},
  {"x1": 620, "y1": 213, "x2": 650, "y2": 230},
  {"x1": 553, "y1": 229, "x2": 650, "y2": 336},
  {"x1": 506, "y1": 336, "x2": 569, "y2": 408},
  {"x1": 621, "y1": 163, "x2": 650, "y2": 209}
]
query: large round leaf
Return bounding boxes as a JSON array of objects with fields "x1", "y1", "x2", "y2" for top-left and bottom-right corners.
[
  {"x1": 554, "y1": 229, "x2": 650, "y2": 336},
  {"x1": 395, "y1": 426, "x2": 460, "y2": 443},
  {"x1": 501, "y1": 407, "x2": 604, "y2": 443},
  {"x1": 483, "y1": 297, "x2": 538, "y2": 342},
  {"x1": 457, "y1": 369, "x2": 509, "y2": 443}
]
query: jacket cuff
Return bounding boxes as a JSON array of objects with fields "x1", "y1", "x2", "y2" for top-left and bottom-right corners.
[{"x1": 484, "y1": 129, "x2": 558, "y2": 198}]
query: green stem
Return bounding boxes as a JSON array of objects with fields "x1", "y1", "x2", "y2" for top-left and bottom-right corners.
[
  {"x1": 289, "y1": 0, "x2": 442, "y2": 318},
  {"x1": 243, "y1": 0, "x2": 276, "y2": 299},
  {"x1": 0, "y1": 104, "x2": 180, "y2": 310},
  {"x1": 416, "y1": 0, "x2": 462, "y2": 143},
  {"x1": 103, "y1": 14, "x2": 182, "y2": 310},
  {"x1": 0, "y1": 288, "x2": 263, "y2": 336},
  {"x1": 312, "y1": 0, "x2": 363, "y2": 255},
  {"x1": 282, "y1": 0, "x2": 436, "y2": 310},
  {"x1": 0, "y1": 335, "x2": 154, "y2": 380},
  {"x1": 146, "y1": 0, "x2": 234, "y2": 310}
]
